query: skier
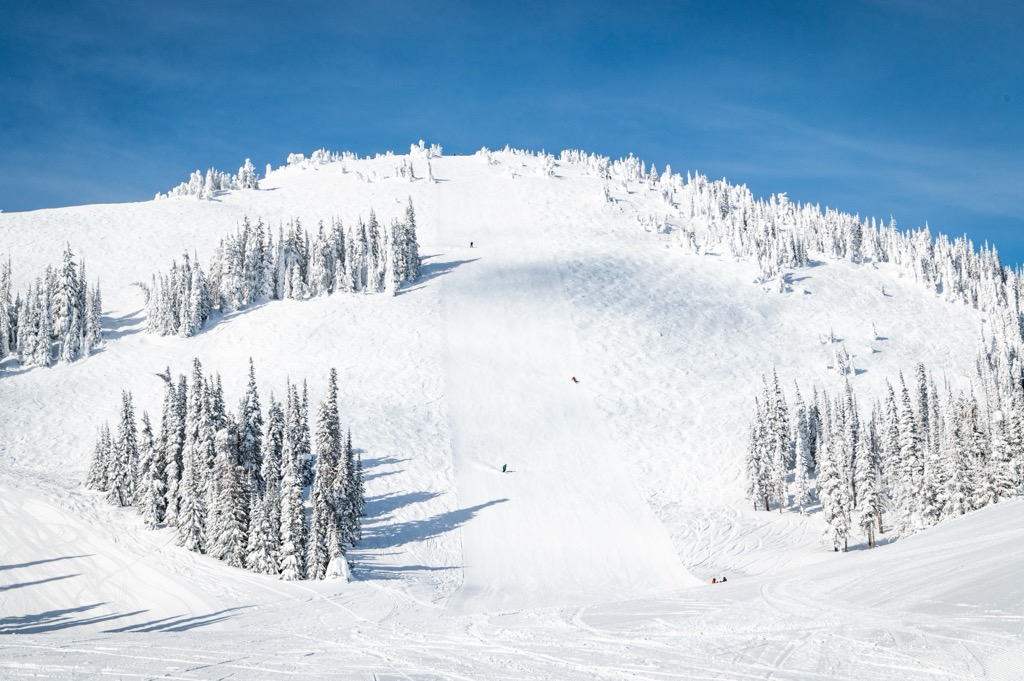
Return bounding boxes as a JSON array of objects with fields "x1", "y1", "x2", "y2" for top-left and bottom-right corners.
[
  {"x1": 501, "y1": 463, "x2": 507, "y2": 473},
  {"x1": 571, "y1": 376, "x2": 579, "y2": 384},
  {"x1": 721, "y1": 576, "x2": 727, "y2": 583},
  {"x1": 470, "y1": 241, "x2": 474, "y2": 248},
  {"x1": 711, "y1": 578, "x2": 716, "y2": 584}
]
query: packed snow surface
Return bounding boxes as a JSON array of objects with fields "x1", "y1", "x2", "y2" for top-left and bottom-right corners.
[{"x1": 0, "y1": 150, "x2": 1020, "y2": 678}]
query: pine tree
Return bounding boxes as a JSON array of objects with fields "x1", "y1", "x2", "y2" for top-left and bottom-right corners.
[
  {"x1": 197, "y1": 380, "x2": 220, "y2": 531},
  {"x1": 278, "y1": 425, "x2": 307, "y2": 580},
  {"x1": 307, "y1": 370, "x2": 341, "y2": 579},
  {"x1": 346, "y1": 430, "x2": 364, "y2": 541},
  {"x1": 108, "y1": 391, "x2": 138, "y2": 507},
  {"x1": 176, "y1": 434, "x2": 207, "y2": 553},
  {"x1": 818, "y1": 433, "x2": 851, "y2": 552},
  {"x1": 306, "y1": 464, "x2": 332, "y2": 580},
  {"x1": 744, "y1": 398, "x2": 769, "y2": 510},
  {"x1": 895, "y1": 374, "x2": 923, "y2": 534},
  {"x1": 54, "y1": 243, "x2": 81, "y2": 362},
  {"x1": 85, "y1": 422, "x2": 114, "y2": 492},
  {"x1": 209, "y1": 425, "x2": 248, "y2": 568},
  {"x1": 136, "y1": 412, "x2": 165, "y2": 529},
  {"x1": 87, "y1": 283, "x2": 103, "y2": 349},
  {"x1": 237, "y1": 158, "x2": 259, "y2": 190},
  {"x1": 259, "y1": 395, "x2": 285, "y2": 564},
  {"x1": 854, "y1": 424, "x2": 881, "y2": 548},
  {"x1": 245, "y1": 493, "x2": 278, "y2": 575},
  {"x1": 939, "y1": 392, "x2": 972, "y2": 519},
  {"x1": 298, "y1": 381, "x2": 313, "y2": 486},
  {"x1": 32, "y1": 277, "x2": 53, "y2": 367},
  {"x1": 768, "y1": 371, "x2": 791, "y2": 511},
  {"x1": 0, "y1": 258, "x2": 11, "y2": 359},
  {"x1": 792, "y1": 386, "x2": 812, "y2": 513},
  {"x1": 15, "y1": 282, "x2": 35, "y2": 364},
  {"x1": 878, "y1": 384, "x2": 900, "y2": 531},
  {"x1": 238, "y1": 358, "x2": 264, "y2": 498},
  {"x1": 337, "y1": 428, "x2": 362, "y2": 544},
  {"x1": 163, "y1": 373, "x2": 188, "y2": 526},
  {"x1": 177, "y1": 360, "x2": 208, "y2": 552}
]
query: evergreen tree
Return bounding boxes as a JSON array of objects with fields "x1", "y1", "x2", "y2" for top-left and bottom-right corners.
[
  {"x1": 0, "y1": 259, "x2": 11, "y2": 359},
  {"x1": 238, "y1": 358, "x2": 264, "y2": 497},
  {"x1": 818, "y1": 430, "x2": 851, "y2": 552},
  {"x1": 854, "y1": 424, "x2": 881, "y2": 548},
  {"x1": 895, "y1": 374, "x2": 923, "y2": 534},
  {"x1": 297, "y1": 380, "x2": 314, "y2": 486},
  {"x1": 307, "y1": 369, "x2": 342, "y2": 579},
  {"x1": 54, "y1": 243, "x2": 81, "y2": 362},
  {"x1": 86, "y1": 283, "x2": 103, "y2": 349},
  {"x1": 163, "y1": 373, "x2": 188, "y2": 526},
  {"x1": 344, "y1": 429, "x2": 364, "y2": 542},
  {"x1": 209, "y1": 425, "x2": 248, "y2": 568},
  {"x1": 245, "y1": 493, "x2": 278, "y2": 575},
  {"x1": 176, "y1": 433, "x2": 207, "y2": 553},
  {"x1": 177, "y1": 360, "x2": 208, "y2": 552},
  {"x1": 744, "y1": 398, "x2": 769, "y2": 510},
  {"x1": 792, "y1": 386, "x2": 812, "y2": 513},
  {"x1": 136, "y1": 412, "x2": 165, "y2": 529},
  {"x1": 278, "y1": 425, "x2": 307, "y2": 580},
  {"x1": 108, "y1": 391, "x2": 138, "y2": 507},
  {"x1": 306, "y1": 463, "x2": 332, "y2": 580},
  {"x1": 939, "y1": 392, "x2": 972, "y2": 519},
  {"x1": 768, "y1": 371, "x2": 791, "y2": 511},
  {"x1": 259, "y1": 395, "x2": 285, "y2": 563},
  {"x1": 32, "y1": 277, "x2": 53, "y2": 367},
  {"x1": 85, "y1": 422, "x2": 114, "y2": 492}
]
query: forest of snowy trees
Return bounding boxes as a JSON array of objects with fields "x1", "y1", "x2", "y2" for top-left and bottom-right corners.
[
  {"x1": 0, "y1": 244, "x2": 103, "y2": 369},
  {"x1": 156, "y1": 158, "x2": 260, "y2": 200},
  {"x1": 86, "y1": 359, "x2": 365, "y2": 580},
  {"x1": 746, "y1": 361, "x2": 1023, "y2": 552},
  {"x1": 557, "y1": 147, "x2": 1023, "y2": 354},
  {"x1": 543, "y1": 146, "x2": 1024, "y2": 549},
  {"x1": 143, "y1": 200, "x2": 421, "y2": 337}
]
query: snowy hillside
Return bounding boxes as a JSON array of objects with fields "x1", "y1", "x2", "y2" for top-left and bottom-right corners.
[{"x1": 0, "y1": 147, "x2": 1018, "y2": 678}]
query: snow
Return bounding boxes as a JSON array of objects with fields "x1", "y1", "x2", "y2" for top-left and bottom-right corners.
[{"x1": 0, "y1": 149, "x2": 1018, "y2": 678}]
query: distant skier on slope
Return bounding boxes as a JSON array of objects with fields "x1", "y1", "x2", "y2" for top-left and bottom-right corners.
[
  {"x1": 571, "y1": 376, "x2": 579, "y2": 384},
  {"x1": 502, "y1": 463, "x2": 507, "y2": 473}
]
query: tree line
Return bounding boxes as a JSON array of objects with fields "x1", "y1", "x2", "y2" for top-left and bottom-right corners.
[
  {"x1": 747, "y1": 362, "x2": 1022, "y2": 552},
  {"x1": 143, "y1": 199, "x2": 421, "y2": 337},
  {"x1": 157, "y1": 158, "x2": 260, "y2": 200},
  {"x1": 0, "y1": 244, "x2": 103, "y2": 369},
  {"x1": 86, "y1": 359, "x2": 365, "y2": 580}
]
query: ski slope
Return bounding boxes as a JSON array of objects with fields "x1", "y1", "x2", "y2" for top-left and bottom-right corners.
[
  {"x1": 0, "y1": 149, "x2": 1019, "y2": 678},
  {"x1": 435, "y1": 164, "x2": 695, "y2": 613}
]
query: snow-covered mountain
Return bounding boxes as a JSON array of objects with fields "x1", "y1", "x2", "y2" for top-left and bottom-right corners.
[{"x1": 0, "y1": 145, "x2": 1020, "y2": 679}]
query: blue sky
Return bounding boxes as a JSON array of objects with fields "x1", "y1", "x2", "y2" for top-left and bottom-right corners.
[{"x1": 2, "y1": 1, "x2": 1023, "y2": 263}]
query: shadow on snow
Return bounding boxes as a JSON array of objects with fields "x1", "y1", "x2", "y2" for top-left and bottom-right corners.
[{"x1": 0, "y1": 555, "x2": 93, "y2": 572}]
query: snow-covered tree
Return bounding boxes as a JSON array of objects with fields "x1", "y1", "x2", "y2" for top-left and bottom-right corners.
[
  {"x1": 136, "y1": 411, "x2": 165, "y2": 529},
  {"x1": 108, "y1": 391, "x2": 139, "y2": 507},
  {"x1": 278, "y1": 424, "x2": 307, "y2": 580},
  {"x1": 245, "y1": 493, "x2": 278, "y2": 575},
  {"x1": 209, "y1": 425, "x2": 248, "y2": 568},
  {"x1": 85, "y1": 422, "x2": 114, "y2": 492},
  {"x1": 854, "y1": 425, "x2": 881, "y2": 548}
]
